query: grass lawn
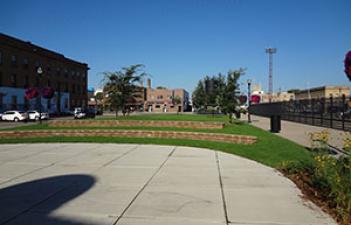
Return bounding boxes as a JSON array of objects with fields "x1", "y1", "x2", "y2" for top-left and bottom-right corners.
[
  {"x1": 94, "y1": 113, "x2": 229, "y2": 122},
  {"x1": 0, "y1": 114, "x2": 312, "y2": 168}
]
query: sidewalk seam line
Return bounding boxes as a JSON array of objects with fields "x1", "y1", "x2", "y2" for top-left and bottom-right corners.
[
  {"x1": 215, "y1": 151, "x2": 230, "y2": 225},
  {"x1": 113, "y1": 146, "x2": 177, "y2": 225}
]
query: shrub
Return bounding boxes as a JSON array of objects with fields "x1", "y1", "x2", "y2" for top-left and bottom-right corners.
[{"x1": 281, "y1": 131, "x2": 351, "y2": 223}]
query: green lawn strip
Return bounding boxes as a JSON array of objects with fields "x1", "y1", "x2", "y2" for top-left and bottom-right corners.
[{"x1": 0, "y1": 121, "x2": 312, "y2": 168}]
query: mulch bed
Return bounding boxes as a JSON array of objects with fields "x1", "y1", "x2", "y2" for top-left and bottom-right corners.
[{"x1": 283, "y1": 171, "x2": 349, "y2": 225}]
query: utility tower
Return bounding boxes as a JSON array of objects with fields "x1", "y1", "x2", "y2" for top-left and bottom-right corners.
[{"x1": 265, "y1": 47, "x2": 277, "y2": 102}]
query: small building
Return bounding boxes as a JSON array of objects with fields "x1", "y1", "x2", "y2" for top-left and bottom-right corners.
[
  {"x1": 294, "y1": 86, "x2": 350, "y2": 100},
  {"x1": 144, "y1": 79, "x2": 189, "y2": 112},
  {"x1": 261, "y1": 92, "x2": 295, "y2": 103}
]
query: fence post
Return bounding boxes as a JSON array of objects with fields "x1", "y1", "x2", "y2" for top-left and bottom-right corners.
[
  {"x1": 311, "y1": 98, "x2": 315, "y2": 126},
  {"x1": 321, "y1": 98, "x2": 324, "y2": 126},
  {"x1": 342, "y1": 94, "x2": 345, "y2": 130},
  {"x1": 330, "y1": 96, "x2": 333, "y2": 128}
]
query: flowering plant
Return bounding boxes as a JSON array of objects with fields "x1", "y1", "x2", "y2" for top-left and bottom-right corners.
[
  {"x1": 42, "y1": 87, "x2": 55, "y2": 99},
  {"x1": 239, "y1": 95, "x2": 247, "y2": 104},
  {"x1": 345, "y1": 50, "x2": 351, "y2": 81},
  {"x1": 250, "y1": 95, "x2": 261, "y2": 104},
  {"x1": 24, "y1": 88, "x2": 39, "y2": 100}
]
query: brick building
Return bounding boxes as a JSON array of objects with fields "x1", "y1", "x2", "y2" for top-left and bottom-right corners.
[
  {"x1": 144, "y1": 79, "x2": 189, "y2": 112},
  {"x1": 294, "y1": 86, "x2": 350, "y2": 100},
  {"x1": 0, "y1": 33, "x2": 89, "y2": 113}
]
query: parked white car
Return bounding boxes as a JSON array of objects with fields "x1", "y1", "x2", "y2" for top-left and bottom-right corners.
[
  {"x1": 27, "y1": 110, "x2": 50, "y2": 120},
  {"x1": 1, "y1": 111, "x2": 28, "y2": 122}
]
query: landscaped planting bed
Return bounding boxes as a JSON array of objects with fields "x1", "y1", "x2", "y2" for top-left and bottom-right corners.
[{"x1": 49, "y1": 120, "x2": 224, "y2": 129}]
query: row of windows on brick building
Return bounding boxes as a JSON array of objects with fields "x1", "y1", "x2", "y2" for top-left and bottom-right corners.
[
  {"x1": 0, "y1": 51, "x2": 86, "y2": 81},
  {"x1": 0, "y1": 72, "x2": 85, "y2": 95}
]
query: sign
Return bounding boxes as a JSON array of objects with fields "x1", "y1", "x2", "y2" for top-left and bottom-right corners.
[{"x1": 250, "y1": 95, "x2": 261, "y2": 104}]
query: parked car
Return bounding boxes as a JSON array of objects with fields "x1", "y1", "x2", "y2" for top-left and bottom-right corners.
[
  {"x1": 339, "y1": 109, "x2": 351, "y2": 119},
  {"x1": 27, "y1": 110, "x2": 50, "y2": 120},
  {"x1": 1, "y1": 111, "x2": 28, "y2": 122},
  {"x1": 74, "y1": 108, "x2": 96, "y2": 119},
  {"x1": 0, "y1": 111, "x2": 4, "y2": 121}
]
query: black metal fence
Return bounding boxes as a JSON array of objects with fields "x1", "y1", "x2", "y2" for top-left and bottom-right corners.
[{"x1": 249, "y1": 95, "x2": 351, "y2": 131}]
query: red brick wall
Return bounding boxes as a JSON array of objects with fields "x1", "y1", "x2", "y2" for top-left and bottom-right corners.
[{"x1": 0, "y1": 130, "x2": 256, "y2": 145}]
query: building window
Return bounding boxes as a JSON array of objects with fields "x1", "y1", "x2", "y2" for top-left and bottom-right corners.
[
  {"x1": 0, "y1": 72, "x2": 2, "y2": 86},
  {"x1": 11, "y1": 55, "x2": 17, "y2": 66},
  {"x1": 23, "y1": 58, "x2": 28, "y2": 68},
  {"x1": 34, "y1": 61, "x2": 40, "y2": 72},
  {"x1": 11, "y1": 74, "x2": 17, "y2": 87},
  {"x1": 47, "y1": 99, "x2": 51, "y2": 110},
  {"x1": 56, "y1": 67, "x2": 61, "y2": 76},
  {"x1": 46, "y1": 66, "x2": 51, "y2": 75},
  {"x1": 155, "y1": 105, "x2": 160, "y2": 108},
  {"x1": 56, "y1": 82, "x2": 61, "y2": 92},
  {"x1": 71, "y1": 84, "x2": 75, "y2": 93},
  {"x1": 24, "y1": 75, "x2": 29, "y2": 88},
  {"x1": 65, "y1": 83, "x2": 68, "y2": 92},
  {"x1": 0, "y1": 51, "x2": 2, "y2": 65},
  {"x1": 47, "y1": 79, "x2": 51, "y2": 87},
  {"x1": 24, "y1": 97, "x2": 29, "y2": 110},
  {"x1": 64, "y1": 69, "x2": 68, "y2": 78}
]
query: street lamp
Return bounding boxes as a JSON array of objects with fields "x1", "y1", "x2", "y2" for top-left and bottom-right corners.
[
  {"x1": 37, "y1": 67, "x2": 43, "y2": 124},
  {"x1": 247, "y1": 79, "x2": 252, "y2": 123}
]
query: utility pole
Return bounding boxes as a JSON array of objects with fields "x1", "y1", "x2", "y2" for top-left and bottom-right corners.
[{"x1": 265, "y1": 47, "x2": 277, "y2": 102}]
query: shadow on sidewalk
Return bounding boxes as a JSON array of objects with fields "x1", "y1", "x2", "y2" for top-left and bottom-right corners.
[{"x1": 0, "y1": 174, "x2": 97, "y2": 225}]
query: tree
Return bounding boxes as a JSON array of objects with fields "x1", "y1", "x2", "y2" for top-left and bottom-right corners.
[
  {"x1": 192, "y1": 80, "x2": 206, "y2": 110},
  {"x1": 192, "y1": 68, "x2": 245, "y2": 122},
  {"x1": 102, "y1": 64, "x2": 146, "y2": 117},
  {"x1": 221, "y1": 69, "x2": 245, "y2": 122}
]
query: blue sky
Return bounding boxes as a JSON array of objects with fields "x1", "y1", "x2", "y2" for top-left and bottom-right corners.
[{"x1": 1, "y1": 0, "x2": 350, "y2": 94}]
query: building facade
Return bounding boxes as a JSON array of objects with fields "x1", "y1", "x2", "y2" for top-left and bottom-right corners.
[
  {"x1": 144, "y1": 79, "x2": 189, "y2": 112},
  {"x1": 294, "y1": 86, "x2": 350, "y2": 100},
  {"x1": 0, "y1": 33, "x2": 89, "y2": 113},
  {"x1": 250, "y1": 84, "x2": 295, "y2": 103}
]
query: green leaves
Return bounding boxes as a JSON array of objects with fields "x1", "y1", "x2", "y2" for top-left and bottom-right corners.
[
  {"x1": 102, "y1": 64, "x2": 147, "y2": 116},
  {"x1": 192, "y1": 68, "x2": 245, "y2": 121}
]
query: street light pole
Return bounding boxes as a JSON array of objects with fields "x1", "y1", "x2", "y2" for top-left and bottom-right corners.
[
  {"x1": 37, "y1": 67, "x2": 43, "y2": 124},
  {"x1": 247, "y1": 79, "x2": 252, "y2": 123}
]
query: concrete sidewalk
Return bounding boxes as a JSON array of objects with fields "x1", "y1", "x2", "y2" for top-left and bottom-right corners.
[
  {"x1": 0, "y1": 143, "x2": 336, "y2": 225},
  {"x1": 242, "y1": 114, "x2": 350, "y2": 150}
]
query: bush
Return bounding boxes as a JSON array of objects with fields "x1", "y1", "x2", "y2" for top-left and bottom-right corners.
[{"x1": 280, "y1": 131, "x2": 351, "y2": 223}]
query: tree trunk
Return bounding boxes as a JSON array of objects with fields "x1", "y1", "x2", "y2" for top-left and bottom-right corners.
[{"x1": 229, "y1": 113, "x2": 233, "y2": 123}]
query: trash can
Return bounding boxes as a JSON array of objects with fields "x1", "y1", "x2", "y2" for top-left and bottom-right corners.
[{"x1": 270, "y1": 115, "x2": 281, "y2": 133}]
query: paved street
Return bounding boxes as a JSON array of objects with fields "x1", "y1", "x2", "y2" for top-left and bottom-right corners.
[{"x1": 0, "y1": 144, "x2": 336, "y2": 225}]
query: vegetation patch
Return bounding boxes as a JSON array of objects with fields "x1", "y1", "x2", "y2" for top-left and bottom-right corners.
[{"x1": 280, "y1": 130, "x2": 351, "y2": 225}]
